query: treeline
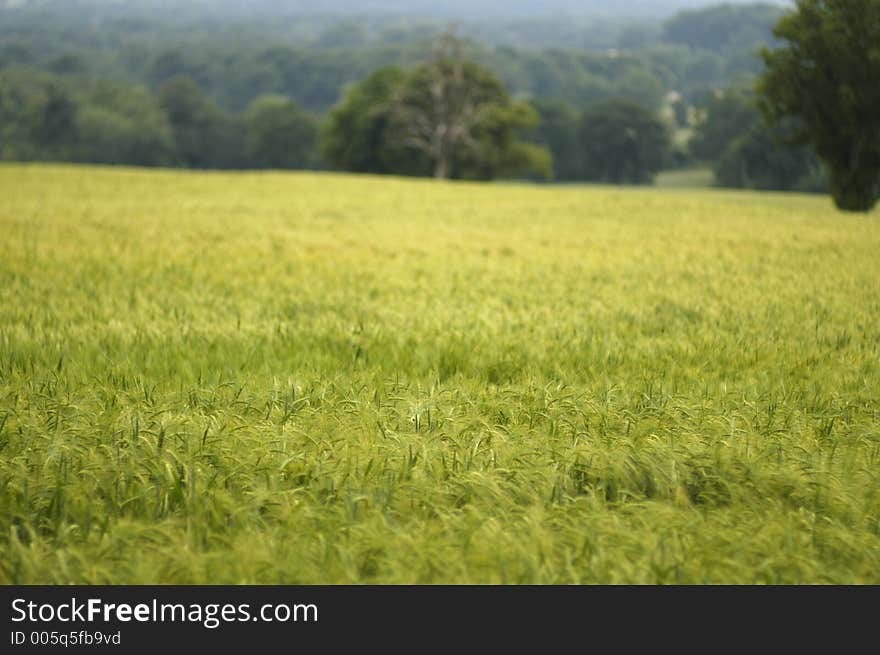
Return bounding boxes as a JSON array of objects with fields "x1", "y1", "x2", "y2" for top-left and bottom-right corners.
[
  {"x1": 689, "y1": 84, "x2": 825, "y2": 192},
  {"x1": 0, "y1": 2, "x2": 826, "y2": 190},
  {"x1": 1, "y1": 58, "x2": 823, "y2": 191},
  {"x1": 0, "y1": 3, "x2": 784, "y2": 113},
  {"x1": 0, "y1": 67, "x2": 317, "y2": 169}
]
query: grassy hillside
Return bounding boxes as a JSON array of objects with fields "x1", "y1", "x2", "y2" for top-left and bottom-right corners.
[{"x1": 0, "y1": 164, "x2": 878, "y2": 583}]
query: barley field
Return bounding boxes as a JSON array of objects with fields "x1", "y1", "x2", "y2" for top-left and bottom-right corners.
[{"x1": 1, "y1": 164, "x2": 878, "y2": 584}]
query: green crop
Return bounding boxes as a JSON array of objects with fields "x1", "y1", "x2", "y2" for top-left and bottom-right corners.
[{"x1": 1, "y1": 164, "x2": 878, "y2": 583}]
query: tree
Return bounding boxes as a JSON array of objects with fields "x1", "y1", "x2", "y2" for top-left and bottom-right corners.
[
  {"x1": 577, "y1": 99, "x2": 670, "y2": 185},
  {"x1": 321, "y1": 66, "x2": 429, "y2": 176},
  {"x1": 388, "y1": 33, "x2": 547, "y2": 180},
  {"x1": 322, "y1": 34, "x2": 550, "y2": 182},
  {"x1": 758, "y1": 0, "x2": 880, "y2": 211},
  {"x1": 245, "y1": 95, "x2": 318, "y2": 169},
  {"x1": 455, "y1": 101, "x2": 552, "y2": 181}
]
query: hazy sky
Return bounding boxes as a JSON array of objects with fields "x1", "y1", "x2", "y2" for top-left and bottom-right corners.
[
  {"x1": 2, "y1": 0, "x2": 791, "y2": 18},
  {"x1": 197, "y1": 0, "x2": 790, "y2": 17}
]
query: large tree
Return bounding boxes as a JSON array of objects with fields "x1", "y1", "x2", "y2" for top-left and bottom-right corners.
[
  {"x1": 758, "y1": 0, "x2": 880, "y2": 211},
  {"x1": 322, "y1": 35, "x2": 549, "y2": 181},
  {"x1": 320, "y1": 66, "x2": 430, "y2": 176},
  {"x1": 389, "y1": 33, "x2": 549, "y2": 180}
]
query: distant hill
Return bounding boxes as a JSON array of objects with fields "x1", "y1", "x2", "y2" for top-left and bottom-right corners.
[
  {"x1": 1, "y1": 0, "x2": 791, "y2": 19},
  {"x1": 256, "y1": 0, "x2": 791, "y2": 17}
]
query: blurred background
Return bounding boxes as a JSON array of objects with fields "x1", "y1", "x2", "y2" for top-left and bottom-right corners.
[{"x1": 0, "y1": 0, "x2": 825, "y2": 191}]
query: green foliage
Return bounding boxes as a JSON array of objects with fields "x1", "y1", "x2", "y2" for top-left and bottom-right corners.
[
  {"x1": 577, "y1": 99, "x2": 671, "y2": 184},
  {"x1": 391, "y1": 53, "x2": 505, "y2": 179},
  {"x1": 663, "y1": 3, "x2": 784, "y2": 56},
  {"x1": 323, "y1": 50, "x2": 550, "y2": 181},
  {"x1": 531, "y1": 97, "x2": 678, "y2": 184},
  {"x1": 691, "y1": 86, "x2": 825, "y2": 193},
  {"x1": 33, "y1": 84, "x2": 76, "y2": 149},
  {"x1": 0, "y1": 2, "x2": 786, "y2": 116},
  {"x1": 758, "y1": 0, "x2": 880, "y2": 211},
  {"x1": 526, "y1": 99, "x2": 581, "y2": 181},
  {"x1": 1, "y1": 68, "x2": 258, "y2": 170},
  {"x1": 617, "y1": 23, "x2": 662, "y2": 51},
  {"x1": 716, "y1": 128, "x2": 826, "y2": 192},
  {"x1": 72, "y1": 80, "x2": 174, "y2": 167},
  {"x1": 612, "y1": 68, "x2": 666, "y2": 113},
  {"x1": 391, "y1": 45, "x2": 550, "y2": 180},
  {"x1": 245, "y1": 95, "x2": 319, "y2": 170},
  {"x1": 321, "y1": 66, "x2": 429, "y2": 176},
  {"x1": 457, "y1": 102, "x2": 552, "y2": 181},
  {"x1": 158, "y1": 76, "x2": 246, "y2": 169},
  {"x1": 4, "y1": 1, "x2": 868, "y2": 186},
  {"x1": 316, "y1": 21, "x2": 369, "y2": 49},
  {"x1": 0, "y1": 68, "x2": 76, "y2": 161},
  {"x1": 716, "y1": 126, "x2": 827, "y2": 193},
  {"x1": 690, "y1": 88, "x2": 759, "y2": 163}
]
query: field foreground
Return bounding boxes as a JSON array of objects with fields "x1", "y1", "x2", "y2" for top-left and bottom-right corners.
[{"x1": 1, "y1": 165, "x2": 878, "y2": 583}]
